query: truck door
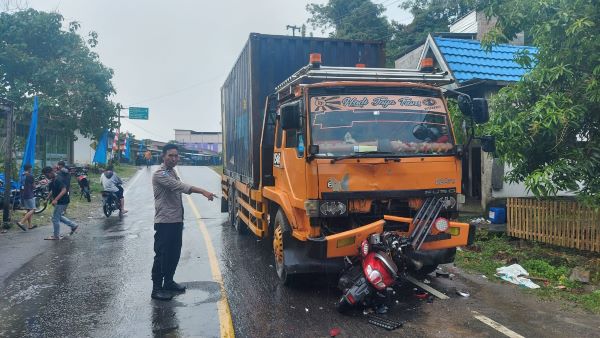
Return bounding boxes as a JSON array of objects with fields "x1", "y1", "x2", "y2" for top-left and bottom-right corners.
[{"x1": 273, "y1": 104, "x2": 307, "y2": 210}]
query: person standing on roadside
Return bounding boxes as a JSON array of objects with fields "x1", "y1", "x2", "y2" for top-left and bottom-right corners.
[
  {"x1": 42, "y1": 166, "x2": 78, "y2": 240},
  {"x1": 16, "y1": 164, "x2": 36, "y2": 231},
  {"x1": 150, "y1": 144, "x2": 216, "y2": 301},
  {"x1": 56, "y1": 160, "x2": 71, "y2": 187}
]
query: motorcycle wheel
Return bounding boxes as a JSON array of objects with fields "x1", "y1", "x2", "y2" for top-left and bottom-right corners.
[
  {"x1": 336, "y1": 297, "x2": 352, "y2": 314},
  {"x1": 273, "y1": 209, "x2": 297, "y2": 286},
  {"x1": 103, "y1": 203, "x2": 112, "y2": 217},
  {"x1": 84, "y1": 189, "x2": 91, "y2": 202},
  {"x1": 34, "y1": 195, "x2": 48, "y2": 214}
]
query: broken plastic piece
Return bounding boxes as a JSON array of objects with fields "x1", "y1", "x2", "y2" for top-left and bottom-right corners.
[
  {"x1": 415, "y1": 292, "x2": 429, "y2": 300},
  {"x1": 436, "y1": 271, "x2": 450, "y2": 278},
  {"x1": 456, "y1": 290, "x2": 470, "y2": 297},
  {"x1": 329, "y1": 327, "x2": 341, "y2": 337}
]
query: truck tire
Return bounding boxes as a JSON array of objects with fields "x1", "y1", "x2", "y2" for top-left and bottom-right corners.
[
  {"x1": 273, "y1": 209, "x2": 296, "y2": 286},
  {"x1": 228, "y1": 188, "x2": 246, "y2": 233}
]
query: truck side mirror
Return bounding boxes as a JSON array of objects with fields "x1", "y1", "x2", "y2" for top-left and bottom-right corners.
[
  {"x1": 472, "y1": 98, "x2": 489, "y2": 124},
  {"x1": 280, "y1": 103, "x2": 301, "y2": 130},
  {"x1": 457, "y1": 95, "x2": 472, "y2": 117},
  {"x1": 480, "y1": 135, "x2": 496, "y2": 153}
]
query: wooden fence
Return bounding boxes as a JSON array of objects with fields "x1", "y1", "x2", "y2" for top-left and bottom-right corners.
[{"x1": 507, "y1": 198, "x2": 600, "y2": 253}]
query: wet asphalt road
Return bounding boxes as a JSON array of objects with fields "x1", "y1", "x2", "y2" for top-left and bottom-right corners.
[{"x1": 1, "y1": 166, "x2": 599, "y2": 337}]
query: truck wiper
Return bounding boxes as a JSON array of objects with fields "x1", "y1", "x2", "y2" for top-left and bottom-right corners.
[{"x1": 330, "y1": 151, "x2": 395, "y2": 163}]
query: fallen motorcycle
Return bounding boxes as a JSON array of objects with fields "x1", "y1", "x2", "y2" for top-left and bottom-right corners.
[{"x1": 336, "y1": 197, "x2": 457, "y2": 313}]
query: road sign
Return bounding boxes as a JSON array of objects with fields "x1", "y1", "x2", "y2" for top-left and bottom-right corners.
[{"x1": 129, "y1": 107, "x2": 149, "y2": 120}]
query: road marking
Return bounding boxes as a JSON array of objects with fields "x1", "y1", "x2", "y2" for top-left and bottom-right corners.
[
  {"x1": 472, "y1": 311, "x2": 525, "y2": 338},
  {"x1": 177, "y1": 169, "x2": 234, "y2": 338},
  {"x1": 123, "y1": 169, "x2": 143, "y2": 197}
]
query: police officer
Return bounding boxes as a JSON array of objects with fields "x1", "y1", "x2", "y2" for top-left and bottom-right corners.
[{"x1": 151, "y1": 144, "x2": 216, "y2": 301}]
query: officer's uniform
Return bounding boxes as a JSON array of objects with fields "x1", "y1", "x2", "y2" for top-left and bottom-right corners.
[{"x1": 151, "y1": 164, "x2": 193, "y2": 289}]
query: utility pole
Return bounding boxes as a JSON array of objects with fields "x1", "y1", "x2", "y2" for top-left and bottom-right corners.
[
  {"x1": 115, "y1": 104, "x2": 128, "y2": 163},
  {"x1": 286, "y1": 25, "x2": 301, "y2": 37},
  {"x1": 1, "y1": 98, "x2": 15, "y2": 228}
]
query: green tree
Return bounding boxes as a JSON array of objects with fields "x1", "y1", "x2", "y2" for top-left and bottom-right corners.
[
  {"x1": 306, "y1": 0, "x2": 477, "y2": 65},
  {"x1": 0, "y1": 9, "x2": 117, "y2": 139},
  {"x1": 306, "y1": 0, "x2": 392, "y2": 60},
  {"x1": 391, "y1": 0, "x2": 476, "y2": 57},
  {"x1": 480, "y1": 0, "x2": 600, "y2": 203}
]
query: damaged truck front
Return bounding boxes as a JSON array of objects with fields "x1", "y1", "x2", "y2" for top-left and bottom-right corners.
[{"x1": 221, "y1": 33, "x2": 492, "y2": 284}]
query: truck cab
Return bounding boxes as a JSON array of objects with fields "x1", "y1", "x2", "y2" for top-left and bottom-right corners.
[{"x1": 223, "y1": 53, "x2": 489, "y2": 284}]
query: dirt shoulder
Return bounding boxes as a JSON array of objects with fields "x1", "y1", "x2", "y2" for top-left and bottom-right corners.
[{"x1": 455, "y1": 229, "x2": 600, "y2": 314}]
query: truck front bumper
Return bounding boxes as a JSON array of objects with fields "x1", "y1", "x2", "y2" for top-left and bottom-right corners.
[{"x1": 310, "y1": 215, "x2": 475, "y2": 259}]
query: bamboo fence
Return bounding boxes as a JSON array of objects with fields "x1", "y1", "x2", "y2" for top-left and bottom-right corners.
[{"x1": 507, "y1": 198, "x2": 600, "y2": 253}]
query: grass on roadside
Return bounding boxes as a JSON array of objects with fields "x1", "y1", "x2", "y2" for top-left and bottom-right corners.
[
  {"x1": 455, "y1": 229, "x2": 600, "y2": 313},
  {"x1": 209, "y1": 165, "x2": 223, "y2": 175}
]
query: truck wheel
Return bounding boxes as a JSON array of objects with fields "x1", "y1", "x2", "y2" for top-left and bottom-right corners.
[
  {"x1": 273, "y1": 209, "x2": 296, "y2": 286},
  {"x1": 228, "y1": 188, "x2": 245, "y2": 233},
  {"x1": 228, "y1": 188, "x2": 236, "y2": 226}
]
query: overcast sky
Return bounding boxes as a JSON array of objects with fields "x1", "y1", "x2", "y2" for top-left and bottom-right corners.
[{"x1": 25, "y1": 0, "x2": 412, "y2": 141}]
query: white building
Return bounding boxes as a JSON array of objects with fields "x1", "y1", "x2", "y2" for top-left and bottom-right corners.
[{"x1": 174, "y1": 129, "x2": 222, "y2": 154}]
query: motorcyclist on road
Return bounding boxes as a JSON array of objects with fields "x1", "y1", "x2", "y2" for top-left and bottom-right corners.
[{"x1": 100, "y1": 165, "x2": 127, "y2": 214}]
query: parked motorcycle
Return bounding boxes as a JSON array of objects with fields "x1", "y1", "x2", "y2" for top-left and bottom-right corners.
[
  {"x1": 75, "y1": 167, "x2": 91, "y2": 202},
  {"x1": 102, "y1": 186, "x2": 121, "y2": 217},
  {"x1": 336, "y1": 197, "x2": 454, "y2": 313},
  {"x1": 33, "y1": 175, "x2": 50, "y2": 214},
  {"x1": 0, "y1": 174, "x2": 49, "y2": 214}
]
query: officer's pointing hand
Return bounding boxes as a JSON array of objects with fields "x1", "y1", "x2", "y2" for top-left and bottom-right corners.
[{"x1": 203, "y1": 191, "x2": 216, "y2": 201}]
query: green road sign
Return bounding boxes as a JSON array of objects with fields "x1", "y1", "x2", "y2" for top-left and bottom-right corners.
[{"x1": 129, "y1": 107, "x2": 149, "y2": 120}]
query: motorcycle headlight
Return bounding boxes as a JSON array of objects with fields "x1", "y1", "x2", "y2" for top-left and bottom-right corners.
[{"x1": 319, "y1": 200, "x2": 347, "y2": 217}]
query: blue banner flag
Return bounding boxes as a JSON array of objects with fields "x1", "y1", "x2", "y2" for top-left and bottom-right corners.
[
  {"x1": 123, "y1": 135, "x2": 131, "y2": 160},
  {"x1": 93, "y1": 130, "x2": 109, "y2": 165},
  {"x1": 19, "y1": 96, "x2": 38, "y2": 178}
]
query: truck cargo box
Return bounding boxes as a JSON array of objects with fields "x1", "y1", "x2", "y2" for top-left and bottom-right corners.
[{"x1": 221, "y1": 33, "x2": 385, "y2": 187}]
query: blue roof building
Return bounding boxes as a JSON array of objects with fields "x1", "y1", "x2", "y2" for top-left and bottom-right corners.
[
  {"x1": 433, "y1": 36, "x2": 537, "y2": 84},
  {"x1": 396, "y1": 33, "x2": 537, "y2": 91}
]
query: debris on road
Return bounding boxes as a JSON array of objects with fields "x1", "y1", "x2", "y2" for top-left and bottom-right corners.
[
  {"x1": 436, "y1": 270, "x2": 450, "y2": 278},
  {"x1": 329, "y1": 327, "x2": 341, "y2": 337},
  {"x1": 414, "y1": 291, "x2": 429, "y2": 300},
  {"x1": 405, "y1": 275, "x2": 449, "y2": 299},
  {"x1": 367, "y1": 314, "x2": 403, "y2": 331},
  {"x1": 495, "y1": 264, "x2": 540, "y2": 289},
  {"x1": 456, "y1": 290, "x2": 470, "y2": 297}
]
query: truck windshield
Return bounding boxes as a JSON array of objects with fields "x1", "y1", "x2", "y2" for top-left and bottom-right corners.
[{"x1": 309, "y1": 94, "x2": 454, "y2": 157}]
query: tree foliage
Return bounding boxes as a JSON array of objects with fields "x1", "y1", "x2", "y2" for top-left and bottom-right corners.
[
  {"x1": 392, "y1": 0, "x2": 476, "y2": 56},
  {"x1": 306, "y1": 0, "x2": 477, "y2": 65},
  {"x1": 0, "y1": 9, "x2": 117, "y2": 138},
  {"x1": 481, "y1": 0, "x2": 600, "y2": 203}
]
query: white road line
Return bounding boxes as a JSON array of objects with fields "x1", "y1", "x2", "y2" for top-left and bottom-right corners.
[
  {"x1": 472, "y1": 311, "x2": 526, "y2": 338},
  {"x1": 123, "y1": 169, "x2": 143, "y2": 197}
]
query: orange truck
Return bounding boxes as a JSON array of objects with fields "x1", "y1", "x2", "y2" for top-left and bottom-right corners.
[{"x1": 221, "y1": 34, "x2": 490, "y2": 284}]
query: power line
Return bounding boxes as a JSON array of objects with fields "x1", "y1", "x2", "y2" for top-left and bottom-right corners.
[{"x1": 128, "y1": 72, "x2": 226, "y2": 106}]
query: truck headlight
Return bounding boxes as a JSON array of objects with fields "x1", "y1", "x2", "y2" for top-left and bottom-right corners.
[{"x1": 319, "y1": 200, "x2": 347, "y2": 217}]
